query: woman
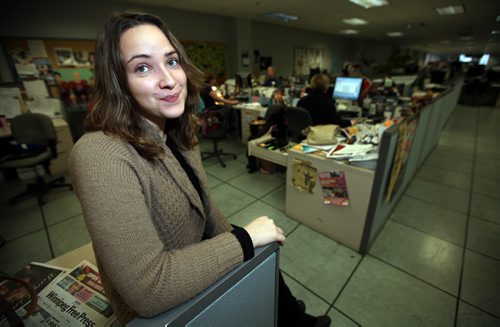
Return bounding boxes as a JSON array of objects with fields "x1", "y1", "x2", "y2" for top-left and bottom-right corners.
[
  {"x1": 200, "y1": 75, "x2": 239, "y2": 109},
  {"x1": 298, "y1": 74, "x2": 355, "y2": 127},
  {"x1": 70, "y1": 12, "x2": 329, "y2": 326}
]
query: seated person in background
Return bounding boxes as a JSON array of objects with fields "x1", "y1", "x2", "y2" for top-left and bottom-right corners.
[
  {"x1": 382, "y1": 75, "x2": 400, "y2": 97},
  {"x1": 263, "y1": 65, "x2": 282, "y2": 89},
  {"x1": 200, "y1": 75, "x2": 240, "y2": 109},
  {"x1": 297, "y1": 74, "x2": 354, "y2": 128}
]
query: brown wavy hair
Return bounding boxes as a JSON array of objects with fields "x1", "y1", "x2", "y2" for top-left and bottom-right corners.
[{"x1": 85, "y1": 12, "x2": 204, "y2": 161}]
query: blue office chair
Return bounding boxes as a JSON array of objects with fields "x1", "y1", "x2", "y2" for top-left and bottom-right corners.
[{"x1": 0, "y1": 113, "x2": 72, "y2": 205}]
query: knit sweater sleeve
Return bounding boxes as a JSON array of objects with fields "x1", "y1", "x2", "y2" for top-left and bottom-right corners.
[{"x1": 70, "y1": 134, "x2": 244, "y2": 319}]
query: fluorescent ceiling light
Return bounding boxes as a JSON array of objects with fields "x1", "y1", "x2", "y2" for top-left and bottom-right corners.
[
  {"x1": 387, "y1": 32, "x2": 403, "y2": 37},
  {"x1": 343, "y1": 18, "x2": 368, "y2": 25},
  {"x1": 435, "y1": 5, "x2": 465, "y2": 15},
  {"x1": 492, "y1": 30, "x2": 499, "y2": 34},
  {"x1": 348, "y1": 0, "x2": 388, "y2": 9},
  {"x1": 340, "y1": 29, "x2": 359, "y2": 34},
  {"x1": 496, "y1": 15, "x2": 500, "y2": 21},
  {"x1": 460, "y1": 35, "x2": 474, "y2": 41},
  {"x1": 264, "y1": 11, "x2": 298, "y2": 22}
]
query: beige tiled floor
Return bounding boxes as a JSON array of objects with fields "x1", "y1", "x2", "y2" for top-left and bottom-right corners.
[{"x1": 1, "y1": 105, "x2": 499, "y2": 326}]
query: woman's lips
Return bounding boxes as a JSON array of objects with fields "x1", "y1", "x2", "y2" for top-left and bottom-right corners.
[{"x1": 161, "y1": 93, "x2": 179, "y2": 103}]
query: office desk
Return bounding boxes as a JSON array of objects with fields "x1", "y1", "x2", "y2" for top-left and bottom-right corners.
[
  {"x1": 232, "y1": 103, "x2": 267, "y2": 144},
  {"x1": 247, "y1": 78, "x2": 463, "y2": 254},
  {"x1": 286, "y1": 149, "x2": 374, "y2": 252}
]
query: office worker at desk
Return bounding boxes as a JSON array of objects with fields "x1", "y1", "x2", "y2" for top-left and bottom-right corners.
[
  {"x1": 200, "y1": 75, "x2": 240, "y2": 109},
  {"x1": 298, "y1": 74, "x2": 354, "y2": 127},
  {"x1": 263, "y1": 65, "x2": 282, "y2": 89},
  {"x1": 70, "y1": 12, "x2": 329, "y2": 327}
]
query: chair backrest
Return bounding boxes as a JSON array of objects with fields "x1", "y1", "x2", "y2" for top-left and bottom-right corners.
[
  {"x1": 200, "y1": 107, "x2": 232, "y2": 138},
  {"x1": 10, "y1": 113, "x2": 58, "y2": 156},
  {"x1": 286, "y1": 106, "x2": 312, "y2": 142}
]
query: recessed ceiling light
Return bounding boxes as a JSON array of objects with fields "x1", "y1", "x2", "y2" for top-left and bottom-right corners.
[
  {"x1": 387, "y1": 32, "x2": 403, "y2": 37},
  {"x1": 492, "y1": 30, "x2": 499, "y2": 34},
  {"x1": 264, "y1": 11, "x2": 298, "y2": 22},
  {"x1": 348, "y1": 0, "x2": 389, "y2": 9},
  {"x1": 435, "y1": 5, "x2": 465, "y2": 15},
  {"x1": 340, "y1": 29, "x2": 359, "y2": 34},
  {"x1": 343, "y1": 18, "x2": 368, "y2": 25},
  {"x1": 496, "y1": 15, "x2": 500, "y2": 21}
]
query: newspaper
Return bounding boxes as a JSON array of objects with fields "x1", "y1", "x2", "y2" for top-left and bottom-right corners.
[
  {"x1": 0, "y1": 262, "x2": 66, "y2": 322},
  {"x1": 1, "y1": 261, "x2": 119, "y2": 327}
]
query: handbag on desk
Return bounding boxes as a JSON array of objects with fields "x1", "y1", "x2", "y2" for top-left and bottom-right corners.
[{"x1": 304, "y1": 124, "x2": 340, "y2": 145}]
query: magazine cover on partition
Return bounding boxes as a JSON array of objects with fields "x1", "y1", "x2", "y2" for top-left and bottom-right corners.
[
  {"x1": 1, "y1": 260, "x2": 118, "y2": 327},
  {"x1": 318, "y1": 171, "x2": 350, "y2": 206},
  {"x1": 385, "y1": 116, "x2": 418, "y2": 202}
]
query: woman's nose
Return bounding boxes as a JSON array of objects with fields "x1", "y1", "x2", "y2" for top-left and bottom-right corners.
[{"x1": 159, "y1": 67, "x2": 175, "y2": 89}]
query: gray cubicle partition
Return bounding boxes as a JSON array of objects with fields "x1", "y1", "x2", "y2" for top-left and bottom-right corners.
[
  {"x1": 127, "y1": 243, "x2": 279, "y2": 327},
  {"x1": 360, "y1": 79, "x2": 463, "y2": 253}
]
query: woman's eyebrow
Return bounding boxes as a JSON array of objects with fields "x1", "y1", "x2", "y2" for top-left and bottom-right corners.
[
  {"x1": 126, "y1": 50, "x2": 177, "y2": 64},
  {"x1": 126, "y1": 53, "x2": 150, "y2": 64}
]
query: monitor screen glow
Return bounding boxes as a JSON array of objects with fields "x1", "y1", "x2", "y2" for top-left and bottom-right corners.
[{"x1": 333, "y1": 77, "x2": 363, "y2": 101}]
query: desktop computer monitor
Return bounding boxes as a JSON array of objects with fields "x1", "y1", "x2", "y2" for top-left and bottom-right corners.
[{"x1": 333, "y1": 77, "x2": 363, "y2": 101}]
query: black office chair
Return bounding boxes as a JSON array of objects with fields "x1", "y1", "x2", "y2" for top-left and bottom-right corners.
[
  {"x1": 286, "y1": 106, "x2": 313, "y2": 142},
  {"x1": 0, "y1": 113, "x2": 72, "y2": 205},
  {"x1": 200, "y1": 107, "x2": 237, "y2": 168}
]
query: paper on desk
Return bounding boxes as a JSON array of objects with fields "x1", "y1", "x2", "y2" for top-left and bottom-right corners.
[
  {"x1": 15, "y1": 63, "x2": 38, "y2": 76},
  {"x1": 0, "y1": 97, "x2": 22, "y2": 118},
  {"x1": 28, "y1": 96, "x2": 62, "y2": 117},
  {"x1": 326, "y1": 143, "x2": 374, "y2": 158},
  {"x1": 23, "y1": 80, "x2": 49, "y2": 98}
]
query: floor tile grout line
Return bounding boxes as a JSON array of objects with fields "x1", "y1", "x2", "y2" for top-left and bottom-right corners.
[
  {"x1": 39, "y1": 203, "x2": 55, "y2": 259},
  {"x1": 464, "y1": 247, "x2": 500, "y2": 263},
  {"x1": 368, "y1": 253, "x2": 461, "y2": 300},
  {"x1": 468, "y1": 213, "x2": 500, "y2": 227},
  {"x1": 403, "y1": 194, "x2": 468, "y2": 215},
  {"x1": 459, "y1": 298, "x2": 500, "y2": 320},
  {"x1": 453, "y1": 106, "x2": 480, "y2": 327},
  {"x1": 413, "y1": 175, "x2": 471, "y2": 192},
  {"x1": 44, "y1": 212, "x2": 85, "y2": 228},
  {"x1": 327, "y1": 254, "x2": 365, "y2": 325},
  {"x1": 388, "y1": 217, "x2": 465, "y2": 248},
  {"x1": 412, "y1": 175, "x2": 472, "y2": 193},
  {"x1": 279, "y1": 270, "x2": 334, "y2": 313}
]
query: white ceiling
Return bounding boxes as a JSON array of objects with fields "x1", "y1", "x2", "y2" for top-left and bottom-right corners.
[{"x1": 102, "y1": 0, "x2": 500, "y2": 55}]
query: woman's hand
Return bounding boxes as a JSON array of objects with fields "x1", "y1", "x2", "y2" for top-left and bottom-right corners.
[{"x1": 244, "y1": 216, "x2": 285, "y2": 247}]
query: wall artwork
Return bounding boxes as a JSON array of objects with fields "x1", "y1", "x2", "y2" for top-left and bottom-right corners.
[
  {"x1": 294, "y1": 47, "x2": 325, "y2": 76},
  {"x1": 181, "y1": 41, "x2": 227, "y2": 79}
]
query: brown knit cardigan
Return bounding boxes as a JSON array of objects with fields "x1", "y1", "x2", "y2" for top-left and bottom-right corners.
[{"x1": 69, "y1": 124, "x2": 244, "y2": 325}]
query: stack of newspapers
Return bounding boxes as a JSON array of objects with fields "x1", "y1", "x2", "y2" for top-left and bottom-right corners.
[{"x1": 0, "y1": 261, "x2": 119, "y2": 327}]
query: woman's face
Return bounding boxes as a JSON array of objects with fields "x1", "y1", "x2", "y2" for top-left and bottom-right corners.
[{"x1": 120, "y1": 24, "x2": 187, "y2": 130}]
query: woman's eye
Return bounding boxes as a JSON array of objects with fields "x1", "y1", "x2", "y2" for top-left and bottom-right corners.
[
  {"x1": 168, "y1": 58, "x2": 179, "y2": 67},
  {"x1": 135, "y1": 65, "x2": 150, "y2": 73}
]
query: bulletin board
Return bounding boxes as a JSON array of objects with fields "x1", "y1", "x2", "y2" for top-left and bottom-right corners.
[
  {"x1": 2, "y1": 37, "x2": 95, "y2": 83},
  {"x1": 181, "y1": 40, "x2": 227, "y2": 80},
  {"x1": 293, "y1": 47, "x2": 325, "y2": 76}
]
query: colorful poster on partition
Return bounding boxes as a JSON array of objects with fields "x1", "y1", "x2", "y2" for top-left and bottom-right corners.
[
  {"x1": 291, "y1": 159, "x2": 317, "y2": 193},
  {"x1": 385, "y1": 116, "x2": 418, "y2": 202},
  {"x1": 318, "y1": 171, "x2": 350, "y2": 206}
]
